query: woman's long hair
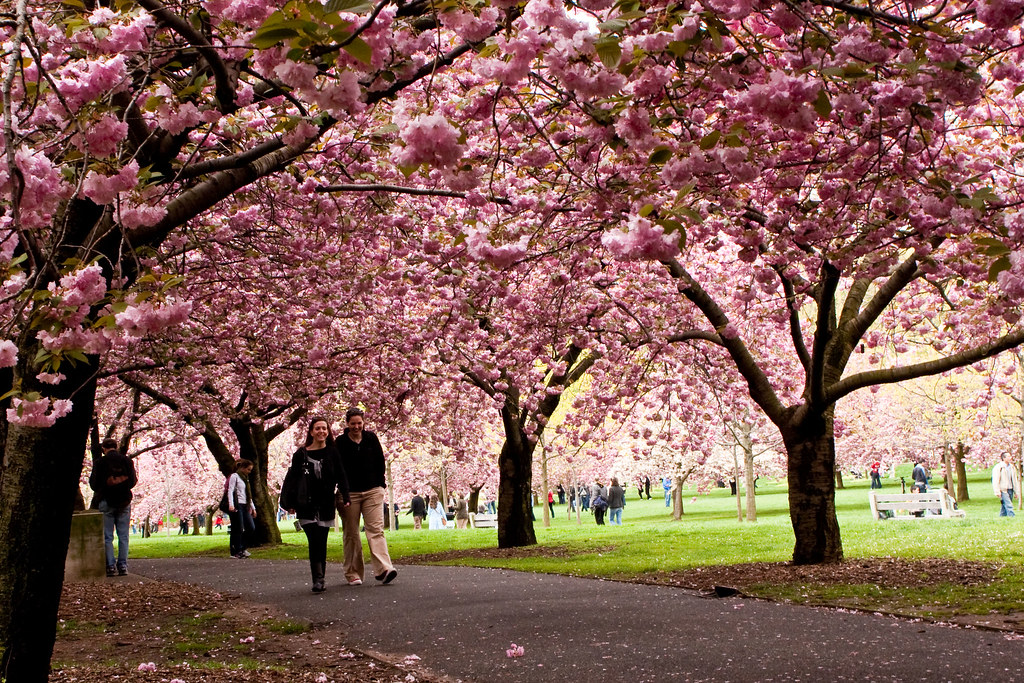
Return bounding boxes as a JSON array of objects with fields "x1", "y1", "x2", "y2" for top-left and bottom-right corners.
[{"x1": 304, "y1": 416, "x2": 337, "y2": 448}]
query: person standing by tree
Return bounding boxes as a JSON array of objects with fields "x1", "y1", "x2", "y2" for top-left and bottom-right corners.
[
  {"x1": 455, "y1": 494, "x2": 470, "y2": 529},
  {"x1": 407, "y1": 489, "x2": 427, "y2": 530},
  {"x1": 89, "y1": 438, "x2": 137, "y2": 577},
  {"x1": 607, "y1": 477, "x2": 626, "y2": 525},
  {"x1": 338, "y1": 407, "x2": 397, "y2": 585},
  {"x1": 227, "y1": 460, "x2": 256, "y2": 559},
  {"x1": 911, "y1": 459, "x2": 929, "y2": 493},
  {"x1": 281, "y1": 417, "x2": 350, "y2": 593},
  {"x1": 992, "y1": 452, "x2": 1020, "y2": 518}
]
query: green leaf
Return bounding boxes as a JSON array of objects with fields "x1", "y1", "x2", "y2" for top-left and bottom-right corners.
[
  {"x1": 657, "y1": 218, "x2": 686, "y2": 235},
  {"x1": 67, "y1": 349, "x2": 89, "y2": 365},
  {"x1": 251, "y1": 27, "x2": 300, "y2": 49},
  {"x1": 813, "y1": 89, "x2": 832, "y2": 118},
  {"x1": 595, "y1": 35, "x2": 622, "y2": 69},
  {"x1": 325, "y1": 0, "x2": 373, "y2": 12},
  {"x1": 649, "y1": 147, "x2": 673, "y2": 165},
  {"x1": 699, "y1": 130, "x2": 721, "y2": 150},
  {"x1": 989, "y1": 255, "x2": 1011, "y2": 282},
  {"x1": 638, "y1": 204, "x2": 655, "y2": 217},
  {"x1": 598, "y1": 19, "x2": 630, "y2": 33},
  {"x1": 678, "y1": 207, "x2": 703, "y2": 223},
  {"x1": 342, "y1": 37, "x2": 372, "y2": 65}
]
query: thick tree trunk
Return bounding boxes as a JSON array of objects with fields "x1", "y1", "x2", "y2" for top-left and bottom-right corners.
[
  {"x1": 954, "y1": 441, "x2": 969, "y2": 502},
  {"x1": 783, "y1": 410, "x2": 843, "y2": 564},
  {"x1": 230, "y1": 419, "x2": 281, "y2": 546},
  {"x1": 496, "y1": 410, "x2": 536, "y2": 548},
  {"x1": 0, "y1": 357, "x2": 98, "y2": 681},
  {"x1": 834, "y1": 468, "x2": 845, "y2": 490},
  {"x1": 468, "y1": 485, "x2": 482, "y2": 515}
]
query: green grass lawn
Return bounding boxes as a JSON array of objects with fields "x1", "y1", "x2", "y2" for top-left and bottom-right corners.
[{"x1": 130, "y1": 467, "x2": 1024, "y2": 619}]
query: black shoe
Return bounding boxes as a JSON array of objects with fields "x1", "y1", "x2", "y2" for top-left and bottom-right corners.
[
  {"x1": 106, "y1": 565, "x2": 116, "y2": 577},
  {"x1": 380, "y1": 569, "x2": 397, "y2": 585},
  {"x1": 117, "y1": 566, "x2": 128, "y2": 576},
  {"x1": 311, "y1": 581, "x2": 325, "y2": 593}
]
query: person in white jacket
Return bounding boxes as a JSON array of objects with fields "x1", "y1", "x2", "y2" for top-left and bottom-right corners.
[{"x1": 992, "y1": 452, "x2": 1020, "y2": 518}]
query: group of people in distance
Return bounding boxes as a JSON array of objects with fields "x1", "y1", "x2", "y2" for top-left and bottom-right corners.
[
  {"x1": 406, "y1": 489, "x2": 472, "y2": 529},
  {"x1": 279, "y1": 407, "x2": 398, "y2": 593}
]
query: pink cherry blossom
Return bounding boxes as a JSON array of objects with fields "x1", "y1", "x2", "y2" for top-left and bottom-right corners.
[
  {"x1": 0, "y1": 341, "x2": 16, "y2": 368},
  {"x1": 601, "y1": 216, "x2": 679, "y2": 261},
  {"x1": 393, "y1": 114, "x2": 465, "y2": 169}
]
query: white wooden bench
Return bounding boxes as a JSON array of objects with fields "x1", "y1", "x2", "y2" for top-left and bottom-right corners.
[
  {"x1": 869, "y1": 488, "x2": 965, "y2": 520},
  {"x1": 470, "y1": 512, "x2": 497, "y2": 528}
]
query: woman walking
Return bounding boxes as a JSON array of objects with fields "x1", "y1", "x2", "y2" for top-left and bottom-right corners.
[
  {"x1": 607, "y1": 477, "x2": 626, "y2": 525},
  {"x1": 427, "y1": 494, "x2": 447, "y2": 529},
  {"x1": 227, "y1": 459, "x2": 256, "y2": 559},
  {"x1": 337, "y1": 407, "x2": 398, "y2": 585},
  {"x1": 281, "y1": 417, "x2": 350, "y2": 593}
]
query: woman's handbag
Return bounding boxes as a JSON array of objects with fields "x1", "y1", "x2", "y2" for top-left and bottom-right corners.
[{"x1": 280, "y1": 453, "x2": 315, "y2": 510}]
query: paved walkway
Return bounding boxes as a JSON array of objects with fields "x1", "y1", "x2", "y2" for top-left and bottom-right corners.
[{"x1": 133, "y1": 558, "x2": 1023, "y2": 682}]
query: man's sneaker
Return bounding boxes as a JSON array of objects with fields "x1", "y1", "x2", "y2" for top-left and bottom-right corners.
[
  {"x1": 382, "y1": 569, "x2": 398, "y2": 585},
  {"x1": 240, "y1": 550, "x2": 251, "y2": 558},
  {"x1": 347, "y1": 579, "x2": 362, "y2": 586},
  {"x1": 117, "y1": 566, "x2": 128, "y2": 576},
  {"x1": 106, "y1": 565, "x2": 116, "y2": 577}
]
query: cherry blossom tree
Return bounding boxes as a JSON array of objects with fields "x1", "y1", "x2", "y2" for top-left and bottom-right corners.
[{"x1": 0, "y1": 1, "x2": 520, "y2": 676}]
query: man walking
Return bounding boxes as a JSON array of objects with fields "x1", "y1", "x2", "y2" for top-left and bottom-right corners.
[
  {"x1": 90, "y1": 438, "x2": 138, "y2": 576},
  {"x1": 992, "y1": 452, "x2": 1019, "y2": 518},
  {"x1": 408, "y1": 489, "x2": 427, "y2": 529}
]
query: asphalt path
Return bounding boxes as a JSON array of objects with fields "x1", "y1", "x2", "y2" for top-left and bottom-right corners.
[{"x1": 133, "y1": 557, "x2": 1024, "y2": 682}]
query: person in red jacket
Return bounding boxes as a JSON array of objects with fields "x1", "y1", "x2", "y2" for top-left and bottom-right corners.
[{"x1": 870, "y1": 461, "x2": 883, "y2": 489}]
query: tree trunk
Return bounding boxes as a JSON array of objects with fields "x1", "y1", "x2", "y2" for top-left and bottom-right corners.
[
  {"x1": 782, "y1": 410, "x2": 843, "y2": 564},
  {"x1": 0, "y1": 356, "x2": 98, "y2": 681},
  {"x1": 496, "y1": 409, "x2": 536, "y2": 548},
  {"x1": 540, "y1": 445, "x2": 550, "y2": 528},
  {"x1": 942, "y1": 444, "x2": 954, "y2": 497},
  {"x1": 468, "y1": 485, "x2": 482, "y2": 515},
  {"x1": 733, "y1": 449, "x2": 744, "y2": 522},
  {"x1": 671, "y1": 476, "x2": 684, "y2": 520},
  {"x1": 230, "y1": 419, "x2": 281, "y2": 546},
  {"x1": 834, "y1": 467, "x2": 845, "y2": 490},
  {"x1": 205, "y1": 506, "x2": 215, "y2": 535},
  {"x1": 954, "y1": 441, "x2": 969, "y2": 502},
  {"x1": 744, "y1": 444, "x2": 757, "y2": 522}
]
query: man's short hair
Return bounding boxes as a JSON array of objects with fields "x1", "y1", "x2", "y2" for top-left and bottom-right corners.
[{"x1": 101, "y1": 438, "x2": 118, "y2": 451}]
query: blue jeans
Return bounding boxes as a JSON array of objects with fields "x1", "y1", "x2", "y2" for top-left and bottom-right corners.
[
  {"x1": 229, "y1": 506, "x2": 255, "y2": 556},
  {"x1": 609, "y1": 507, "x2": 623, "y2": 525},
  {"x1": 98, "y1": 500, "x2": 131, "y2": 570},
  {"x1": 664, "y1": 490, "x2": 671, "y2": 506},
  {"x1": 1000, "y1": 490, "x2": 1016, "y2": 517}
]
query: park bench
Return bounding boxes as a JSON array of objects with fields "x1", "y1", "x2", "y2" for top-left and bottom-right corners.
[
  {"x1": 868, "y1": 488, "x2": 965, "y2": 521},
  {"x1": 471, "y1": 512, "x2": 498, "y2": 528}
]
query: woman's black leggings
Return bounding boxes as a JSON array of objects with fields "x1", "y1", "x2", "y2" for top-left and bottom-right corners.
[{"x1": 302, "y1": 523, "x2": 330, "y2": 565}]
